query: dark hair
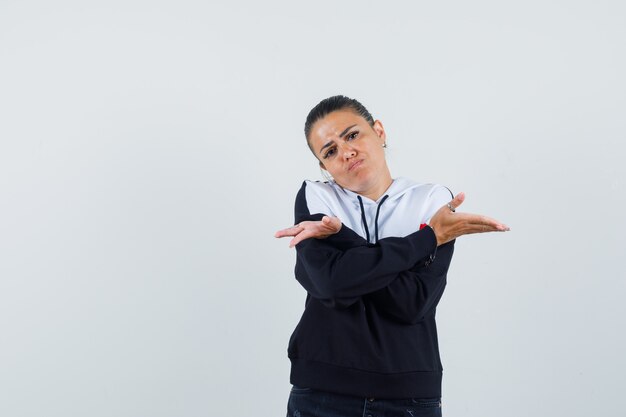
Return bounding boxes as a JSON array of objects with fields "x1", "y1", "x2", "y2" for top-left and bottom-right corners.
[{"x1": 304, "y1": 95, "x2": 375, "y2": 153}]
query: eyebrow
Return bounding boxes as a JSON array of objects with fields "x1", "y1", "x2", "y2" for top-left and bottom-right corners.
[{"x1": 319, "y1": 124, "x2": 358, "y2": 155}]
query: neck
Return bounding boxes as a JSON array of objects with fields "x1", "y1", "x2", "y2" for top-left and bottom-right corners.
[{"x1": 355, "y1": 170, "x2": 393, "y2": 202}]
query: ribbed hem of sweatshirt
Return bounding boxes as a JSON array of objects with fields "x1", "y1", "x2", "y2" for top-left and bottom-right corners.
[{"x1": 289, "y1": 358, "x2": 442, "y2": 400}]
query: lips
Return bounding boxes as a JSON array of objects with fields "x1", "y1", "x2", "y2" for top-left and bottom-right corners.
[{"x1": 348, "y1": 160, "x2": 363, "y2": 171}]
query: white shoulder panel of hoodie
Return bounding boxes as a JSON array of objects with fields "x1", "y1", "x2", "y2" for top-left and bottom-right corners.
[
  {"x1": 303, "y1": 180, "x2": 365, "y2": 239},
  {"x1": 304, "y1": 179, "x2": 453, "y2": 241}
]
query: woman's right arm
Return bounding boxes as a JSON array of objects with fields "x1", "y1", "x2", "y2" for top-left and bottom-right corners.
[
  {"x1": 294, "y1": 214, "x2": 439, "y2": 305},
  {"x1": 365, "y1": 239, "x2": 455, "y2": 324},
  {"x1": 283, "y1": 181, "x2": 441, "y2": 307}
]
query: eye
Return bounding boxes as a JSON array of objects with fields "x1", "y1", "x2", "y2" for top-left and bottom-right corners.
[
  {"x1": 347, "y1": 131, "x2": 358, "y2": 140},
  {"x1": 323, "y1": 147, "x2": 336, "y2": 159}
]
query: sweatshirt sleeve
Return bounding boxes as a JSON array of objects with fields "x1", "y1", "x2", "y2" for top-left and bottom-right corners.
[
  {"x1": 364, "y1": 184, "x2": 456, "y2": 323},
  {"x1": 293, "y1": 181, "x2": 438, "y2": 308},
  {"x1": 424, "y1": 184, "x2": 455, "y2": 225},
  {"x1": 365, "y1": 239, "x2": 455, "y2": 324}
]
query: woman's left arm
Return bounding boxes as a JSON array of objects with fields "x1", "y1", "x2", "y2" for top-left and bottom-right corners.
[
  {"x1": 277, "y1": 214, "x2": 455, "y2": 321},
  {"x1": 364, "y1": 239, "x2": 455, "y2": 325}
]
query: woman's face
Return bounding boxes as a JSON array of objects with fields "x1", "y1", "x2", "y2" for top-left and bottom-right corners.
[{"x1": 308, "y1": 109, "x2": 389, "y2": 194}]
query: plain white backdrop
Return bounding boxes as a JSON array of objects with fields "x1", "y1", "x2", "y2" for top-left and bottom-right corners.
[{"x1": 1, "y1": 1, "x2": 624, "y2": 416}]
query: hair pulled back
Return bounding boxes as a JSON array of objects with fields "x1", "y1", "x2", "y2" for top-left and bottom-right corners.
[{"x1": 304, "y1": 95, "x2": 374, "y2": 152}]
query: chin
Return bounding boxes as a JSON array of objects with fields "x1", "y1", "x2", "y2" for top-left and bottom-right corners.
[{"x1": 342, "y1": 174, "x2": 374, "y2": 192}]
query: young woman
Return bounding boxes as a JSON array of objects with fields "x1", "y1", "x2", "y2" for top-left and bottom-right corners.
[{"x1": 275, "y1": 95, "x2": 509, "y2": 417}]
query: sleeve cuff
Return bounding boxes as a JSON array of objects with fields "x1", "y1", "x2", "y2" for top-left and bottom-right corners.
[{"x1": 407, "y1": 225, "x2": 438, "y2": 266}]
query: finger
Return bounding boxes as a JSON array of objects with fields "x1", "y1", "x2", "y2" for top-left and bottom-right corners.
[
  {"x1": 275, "y1": 228, "x2": 301, "y2": 238},
  {"x1": 289, "y1": 229, "x2": 315, "y2": 248},
  {"x1": 274, "y1": 225, "x2": 303, "y2": 238},
  {"x1": 456, "y1": 213, "x2": 508, "y2": 230},
  {"x1": 465, "y1": 224, "x2": 502, "y2": 233},
  {"x1": 473, "y1": 215, "x2": 509, "y2": 231},
  {"x1": 464, "y1": 221, "x2": 510, "y2": 233}
]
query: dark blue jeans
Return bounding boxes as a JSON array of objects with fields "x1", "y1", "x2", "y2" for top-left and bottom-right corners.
[{"x1": 287, "y1": 385, "x2": 443, "y2": 417}]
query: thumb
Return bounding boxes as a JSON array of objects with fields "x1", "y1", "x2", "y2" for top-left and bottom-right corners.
[
  {"x1": 323, "y1": 216, "x2": 341, "y2": 231},
  {"x1": 451, "y1": 192, "x2": 465, "y2": 209}
]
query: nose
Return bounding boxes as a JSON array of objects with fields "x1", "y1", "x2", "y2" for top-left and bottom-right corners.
[{"x1": 341, "y1": 144, "x2": 356, "y2": 159}]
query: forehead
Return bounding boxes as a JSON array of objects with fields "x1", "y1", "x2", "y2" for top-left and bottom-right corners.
[{"x1": 309, "y1": 110, "x2": 367, "y2": 143}]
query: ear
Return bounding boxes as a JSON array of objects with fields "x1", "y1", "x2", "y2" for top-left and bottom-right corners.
[{"x1": 372, "y1": 119, "x2": 387, "y2": 143}]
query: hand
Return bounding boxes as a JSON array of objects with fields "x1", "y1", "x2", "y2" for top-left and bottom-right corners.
[
  {"x1": 274, "y1": 216, "x2": 342, "y2": 248},
  {"x1": 428, "y1": 192, "x2": 510, "y2": 246}
]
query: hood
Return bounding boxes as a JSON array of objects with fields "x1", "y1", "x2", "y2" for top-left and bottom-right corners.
[{"x1": 329, "y1": 177, "x2": 424, "y2": 244}]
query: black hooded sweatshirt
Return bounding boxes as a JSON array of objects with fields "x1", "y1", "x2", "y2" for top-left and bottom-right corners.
[{"x1": 287, "y1": 178, "x2": 455, "y2": 399}]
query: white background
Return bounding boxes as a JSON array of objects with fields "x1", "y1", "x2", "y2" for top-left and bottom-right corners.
[{"x1": 1, "y1": 1, "x2": 624, "y2": 416}]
